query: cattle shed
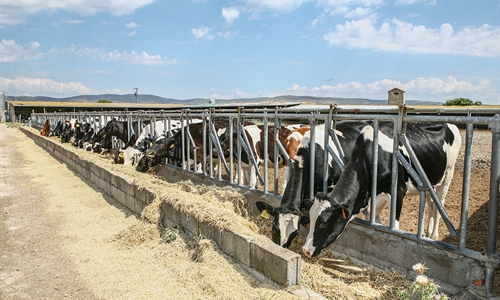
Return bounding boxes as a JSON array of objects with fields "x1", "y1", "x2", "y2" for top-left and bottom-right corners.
[{"x1": 5, "y1": 100, "x2": 301, "y2": 123}]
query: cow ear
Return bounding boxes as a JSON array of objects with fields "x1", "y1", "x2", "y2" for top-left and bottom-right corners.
[
  {"x1": 256, "y1": 201, "x2": 275, "y2": 219},
  {"x1": 315, "y1": 192, "x2": 329, "y2": 201},
  {"x1": 303, "y1": 198, "x2": 314, "y2": 209},
  {"x1": 336, "y1": 206, "x2": 349, "y2": 219}
]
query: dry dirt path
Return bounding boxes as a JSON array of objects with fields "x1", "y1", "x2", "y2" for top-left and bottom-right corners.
[{"x1": 0, "y1": 124, "x2": 301, "y2": 300}]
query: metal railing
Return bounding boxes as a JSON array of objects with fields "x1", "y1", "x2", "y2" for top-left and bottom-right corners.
[{"x1": 30, "y1": 104, "x2": 500, "y2": 295}]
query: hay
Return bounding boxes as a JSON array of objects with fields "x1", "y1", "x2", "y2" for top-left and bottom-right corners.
[{"x1": 35, "y1": 127, "x2": 414, "y2": 299}]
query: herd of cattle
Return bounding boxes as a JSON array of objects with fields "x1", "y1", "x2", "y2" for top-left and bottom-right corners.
[{"x1": 39, "y1": 117, "x2": 462, "y2": 257}]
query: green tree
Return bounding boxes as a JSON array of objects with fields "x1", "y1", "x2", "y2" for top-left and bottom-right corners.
[
  {"x1": 97, "y1": 99, "x2": 113, "y2": 103},
  {"x1": 444, "y1": 97, "x2": 482, "y2": 106}
]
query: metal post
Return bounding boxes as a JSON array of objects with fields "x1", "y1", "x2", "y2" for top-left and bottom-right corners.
[
  {"x1": 485, "y1": 115, "x2": 500, "y2": 297},
  {"x1": 308, "y1": 114, "x2": 316, "y2": 201},
  {"x1": 263, "y1": 109, "x2": 269, "y2": 193},
  {"x1": 459, "y1": 122, "x2": 474, "y2": 250},
  {"x1": 370, "y1": 120, "x2": 379, "y2": 225}
]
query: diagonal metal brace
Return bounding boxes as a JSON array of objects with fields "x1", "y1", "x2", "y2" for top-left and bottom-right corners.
[
  {"x1": 238, "y1": 125, "x2": 265, "y2": 186},
  {"x1": 209, "y1": 123, "x2": 230, "y2": 175}
]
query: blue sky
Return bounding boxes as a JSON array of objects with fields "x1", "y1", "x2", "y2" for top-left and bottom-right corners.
[{"x1": 1, "y1": 0, "x2": 499, "y2": 104}]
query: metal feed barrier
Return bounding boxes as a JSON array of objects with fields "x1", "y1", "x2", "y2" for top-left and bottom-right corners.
[{"x1": 30, "y1": 104, "x2": 500, "y2": 297}]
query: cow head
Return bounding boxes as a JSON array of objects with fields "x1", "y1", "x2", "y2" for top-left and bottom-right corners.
[
  {"x1": 302, "y1": 192, "x2": 353, "y2": 258},
  {"x1": 256, "y1": 201, "x2": 300, "y2": 248},
  {"x1": 146, "y1": 135, "x2": 178, "y2": 161},
  {"x1": 60, "y1": 120, "x2": 72, "y2": 143},
  {"x1": 256, "y1": 157, "x2": 310, "y2": 248}
]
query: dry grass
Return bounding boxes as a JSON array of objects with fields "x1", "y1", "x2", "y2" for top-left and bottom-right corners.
[{"x1": 32, "y1": 127, "x2": 415, "y2": 299}]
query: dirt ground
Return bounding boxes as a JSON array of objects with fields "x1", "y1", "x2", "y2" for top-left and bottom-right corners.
[
  {"x1": 0, "y1": 124, "x2": 305, "y2": 299},
  {"x1": 1, "y1": 123, "x2": 498, "y2": 298}
]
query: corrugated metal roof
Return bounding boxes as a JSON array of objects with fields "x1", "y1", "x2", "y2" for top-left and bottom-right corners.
[
  {"x1": 6, "y1": 100, "x2": 302, "y2": 110},
  {"x1": 6, "y1": 101, "x2": 183, "y2": 109}
]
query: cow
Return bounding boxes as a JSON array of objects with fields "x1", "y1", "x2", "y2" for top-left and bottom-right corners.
[
  {"x1": 301, "y1": 122, "x2": 461, "y2": 258},
  {"x1": 71, "y1": 122, "x2": 91, "y2": 147},
  {"x1": 49, "y1": 120, "x2": 64, "y2": 137},
  {"x1": 118, "y1": 119, "x2": 195, "y2": 167},
  {"x1": 40, "y1": 120, "x2": 51, "y2": 136},
  {"x1": 78, "y1": 127, "x2": 94, "y2": 149},
  {"x1": 61, "y1": 119, "x2": 77, "y2": 143},
  {"x1": 89, "y1": 119, "x2": 140, "y2": 156},
  {"x1": 217, "y1": 123, "x2": 308, "y2": 191},
  {"x1": 146, "y1": 119, "x2": 232, "y2": 173},
  {"x1": 255, "y1": 120, "x2": 370, "y2": 248},
  {"x1": 98, "y1": 119, "x2": 138, "y2": 146}
]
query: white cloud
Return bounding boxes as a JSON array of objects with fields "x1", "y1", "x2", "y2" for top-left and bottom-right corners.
[
  {"x1": 64, "y1": 19, "x2": 84, "y2": 24},
  {"x1": 1, "y1": 0, "x2": 155, "y2": 26},
  {"x1": 0, "y1": 77, "x2": 94, "y2": 95},
  {"x1": 222, "y1": 6, "x2": 241, "y2": 24},
  {"x1": 192, "y1": 26, "x2": 215, "y2": 40},
  {"x1": 344, "y1": 7, "x2": 374, "y2": 19},
  {"x1": 282, "y1": 58, "x2": 309, "y2": 65},
  {"x1": 218, "y1": 29, "x2": 240, "y2": 39},
  {"x1": 126, "y1": 22, "x2": 139, "y2": 28},
  {"x1": 317, "y1": 0, "x2": 384, "y2": 10},
  {"x1": 127, "y1": 31, "x2": 137, "y2": 37},
  {"x1": 0, "y1": 39, "x2": 43, "y2": 62},
  {"x1": 324, "y1": 18, "x2": 500, "y2": 57},
  {"x1": 105, "y1": 50, "x2": 177, "y2": 65},
  {"x1": 395, "y1": 0, "x2": 436, "y2": 5},
  {"x1": 1, "y1": 40, "x2": 177, "y2": 66},
  {"x1": 241, "y1": 0, "x2": 308, "y2": 13},
  {"x1": 284, "y1": 76, "x2": 497, "y2": 103}
]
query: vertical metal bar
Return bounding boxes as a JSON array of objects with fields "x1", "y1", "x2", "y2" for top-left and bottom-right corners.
[
  {"x1": 181, "y1": 112, "x2": 186, "y2": 170},
  {"x1": 229, "y1": 117, "x2": 234, "y2": 183},
  {"x1": 484, "y1": 116, "x2": 500, "y2": 297},
  {"x1": 389, "y1": 120, "x2": 400, "y2": 229},
  {"x1": 237, "y1": 110, "x2": 242, "y2": 185},
  {"x1": 459, "y1": 122, "x2": 474, "y2": 250},
  {"x1": 205, "y1": 112, "x2": 210, "y2": 176},
  {"x1": 263, "y1": 109, "x2": 269, "y2": 193},
  {"x1": 274, "y1": 110, "x2": 280, "y2": 194},
  {"x1": 369, "y1": 120, "x2": 379, "y2": 225},
  {"x1": 323, "y1": 106, "x2": 333, "y2": 194},
  {"x1": 308, "y1": 115, "x2": 316, "y2": 201}
]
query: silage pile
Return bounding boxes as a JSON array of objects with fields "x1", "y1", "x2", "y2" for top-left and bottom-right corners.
[{"x1": 36, "y1": 128, "x2": 413, "y2": 299}]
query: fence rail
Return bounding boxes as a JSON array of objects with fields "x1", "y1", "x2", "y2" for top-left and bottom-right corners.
[{"x1": 30, "y1": 104, "x2": 500, "y2": 296}]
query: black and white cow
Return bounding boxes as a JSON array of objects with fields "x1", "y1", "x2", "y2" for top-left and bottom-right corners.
[
  {"x1": 78, "y1": 126, "x2": 95, "y2": 148},
  {"x1": 301, "y1": 122, "x2": 461, "y2": 258},
  {"x1": 71, "y1": 121, "x2": 91, "y2": 147},
  {"x1": 61, "y1": 119, "x2": 77, "y2": 143},
  {"x1": 146, "y1": 120, "x2": 212, "y2": 172},
  {"x1": 49, "y1": 120, "x2": 64, "y2": 137},
  {"x1": 256, "y1": 120, "x2": 370, "y2": 248}
]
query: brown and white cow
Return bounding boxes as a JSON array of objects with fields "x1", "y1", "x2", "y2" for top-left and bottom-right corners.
[{"x1": 40, "y1": 120, "x2": 51, "y2": 136}]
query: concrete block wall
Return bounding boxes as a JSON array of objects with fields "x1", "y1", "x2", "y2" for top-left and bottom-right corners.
[
  {"x1": 328, "y1": 223, "x2": 492, "y2": 298},
  {"x1": 21, "y1": 128, "x2": 301, "y2": 287}
]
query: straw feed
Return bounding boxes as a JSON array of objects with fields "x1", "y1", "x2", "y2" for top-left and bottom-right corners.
[{"x1": 37, "y1": 128, "x2": 419, "y2": 299}]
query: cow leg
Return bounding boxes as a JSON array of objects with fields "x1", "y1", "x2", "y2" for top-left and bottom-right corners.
[
  {"x1": 280, "y1": 165, "x2": 291, "y2": 194},
  {"x1": 427, "y1": 167, "x2": 455, "y2": 240},
  {"x1": 195, "y1": 162, "x2": 203, "y2": 173},
  {"x1": 364, "y1": 193, "x2": 390, "y2": 225}
]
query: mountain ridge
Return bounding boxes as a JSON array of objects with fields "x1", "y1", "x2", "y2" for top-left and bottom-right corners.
[{"x1": 6, "y1": 94, "x2": 442, "y2": 106}]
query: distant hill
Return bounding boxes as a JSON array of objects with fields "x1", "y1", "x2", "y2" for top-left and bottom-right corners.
[{"x1": 7, "y1": 94, "x2": 442, "y2": 106}]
